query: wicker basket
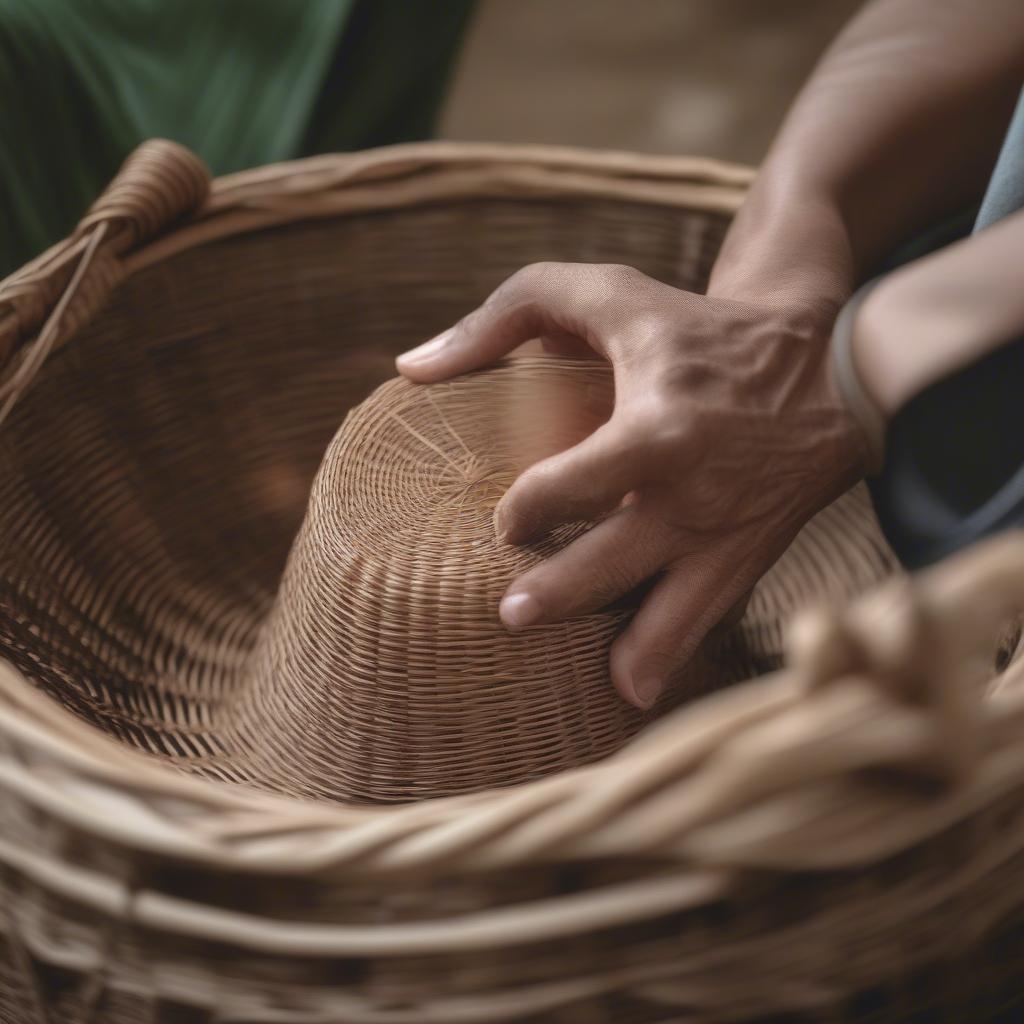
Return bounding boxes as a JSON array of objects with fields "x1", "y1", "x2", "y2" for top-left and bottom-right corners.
[{"x1": 0, "y1": 139, "x2": 1021, "y2": 1023}]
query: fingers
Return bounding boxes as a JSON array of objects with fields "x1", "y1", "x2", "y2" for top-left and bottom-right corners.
[
  {"x1": 396, "y1": 262, "x2": 625, "y2": 383},
  {"x1": 609, "y1": 547, "x2": 753, "y2": 710},
  {"x1": 396, "y1": 310, "x2": 550, "y2": 384},
  {"x1": 495, "y1": 420, "x2": 640, "y2": 543},
  {"x1": 498, "y1": 505, "x2": 670, "y2": 630}
]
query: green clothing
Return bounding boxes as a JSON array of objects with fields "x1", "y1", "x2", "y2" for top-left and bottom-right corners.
[{"x1": 0, "y1": 0, "x2": 474, "y2": 276}]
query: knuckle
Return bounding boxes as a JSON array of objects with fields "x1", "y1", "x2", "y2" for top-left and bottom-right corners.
[
  {"x1": 517, "y1": 460, "x2": 561, "y2": 502},
  {"x1": 540, "y1": 551, "x2": 638, "y2": 618},
  {"x1": 636, "y1": 313, "x2": 679, "y2": 344},
  {"x1": 487, "y1": 265, "x2": 564, "y2": 322},
  {"x1": 648, "y1": 406, "x2": 692, "y2": 451},
  {"x1": 500, "y1": 468, "x2": 557, "y2": 534},
  {"x1": 620, "y1": 404, "x2": 692, "y2": 459},
  {"x1": 605, "y1": 315, "x2": 677, "y2": 367},
  {"x1": 453, "y1": 305, "x2": 486, "y2": 338},
  {"x1": 508, "y1": 261, "x2": 562, "y2": 293},
  {"x1": 596, "y1": 558, "x2": 639, "y2": 600},
  {"x1": 498, "y1": 485, "x2": 534, "y2": 529},
  {"x1": 599, "y1": 263, "x2": 644, "y2": 288},
  {"x1": 523, "y1": 260, "x2": 562, "y2": 276},
  {"x1": 614, "y1": 632, "x2": 678, "y2": 680}
]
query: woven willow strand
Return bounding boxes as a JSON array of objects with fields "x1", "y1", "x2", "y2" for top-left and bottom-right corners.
[
  {"x1": 0, "y1": 533, "x2": 1020, "y2": 877},
  {"x1": 0, "y1": 139, "x2": 1020, "y2": 1023}
]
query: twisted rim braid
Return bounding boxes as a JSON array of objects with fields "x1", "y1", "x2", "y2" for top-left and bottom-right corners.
[
  {"x1": 77, "y1": 138, "x2": 211, "y2": 252},
  {"x1": 0, "y1": 140, "x2": 211, "y2": 419},
  {"x1": 6, "y1": 140, "x2": 1022, "y2": 1023},
  {"x1": 0, "y1": 534, "x2": 1020, "y2": 882},
  {"x1": 0, "y1": 141, "x2": 744, "y2": 412},
  {"x1": 0, "y1": 137, "x2": 994, "y2": 878}
]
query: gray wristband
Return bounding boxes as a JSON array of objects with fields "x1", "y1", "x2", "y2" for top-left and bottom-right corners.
[{"x1": 831, "y1": 279, "x2": 887, "y2": 475}]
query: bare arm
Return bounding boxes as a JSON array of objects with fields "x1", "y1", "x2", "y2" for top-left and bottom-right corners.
[
  {"x1": 397, "y1": 0, "x2": 1024, "y2": 709},
  {"x1": 711, "y1": 0, "x2": 1024, "y2": 315},
  {"x1": 855, "y1": 207, "x2": 1024, "y2": 416}
]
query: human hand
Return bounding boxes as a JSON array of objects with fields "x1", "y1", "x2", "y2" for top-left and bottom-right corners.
[{"x1": 397, "y1": 263, "x2": 868, "y2": 709}]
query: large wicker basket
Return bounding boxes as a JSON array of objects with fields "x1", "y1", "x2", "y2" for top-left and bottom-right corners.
[{"x1": 0, "y1": 140, "x2": 1022, "y2": 1023}]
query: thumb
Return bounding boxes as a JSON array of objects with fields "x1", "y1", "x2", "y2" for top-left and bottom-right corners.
[{"x1": 396, "y1": 262, "x2": 596, "y2": 383}]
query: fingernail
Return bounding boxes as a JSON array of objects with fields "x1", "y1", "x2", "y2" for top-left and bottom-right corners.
[
  {"x1": 493, "y1": 503, "x2": 510, "y2": 543},
  {"x1": 632, "y1": 675, "x2": 662, "y2": 710},
  {"x1": 499, "y1": 592, "x2": 541, "y2": 630},
  {"x1": 397, "y1": 328, "x2": 454, "y2": 367}
]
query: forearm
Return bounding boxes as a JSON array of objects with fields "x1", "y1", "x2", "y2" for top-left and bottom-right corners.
[
  {"x1": 710, "y1": 0, "x2": 1024, "y2": 317},
  {"x1": 854, "y1": 206, "x2": 1024, "y2": 416}
]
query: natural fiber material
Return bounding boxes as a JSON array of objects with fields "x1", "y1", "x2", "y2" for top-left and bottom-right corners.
[
  {"x1": 0, "y1": 141, "x2": 885, "y2": 808},
  {"x1": 239, "y1": 359, "x2": 643, "y2": 802},
  {"x1": 0, "y1": 140, "x2": 1020, "y2": 1023},
  {"x1": 237, "y1": 357, "x2": 876, "y2": 802}
]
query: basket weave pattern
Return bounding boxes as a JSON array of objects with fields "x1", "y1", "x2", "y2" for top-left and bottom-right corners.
[{"x1": 0, "y1": 140, "x2": 1020, "y2": 1023}]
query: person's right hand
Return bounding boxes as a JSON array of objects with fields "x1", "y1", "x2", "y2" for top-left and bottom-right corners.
[{"x1": 397, "y1": 262, "x2": 868, "y2": 709}]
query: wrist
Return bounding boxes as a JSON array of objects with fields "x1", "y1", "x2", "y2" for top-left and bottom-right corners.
[
  {"x1": 854, "y1": 210, "x2": 1024, "y2": 418},
  {"x1": 705, "y1": 176, "x2": 876, "y2": 483},
  {"x1": 707, "y1": 178, "x2": 856, "y2": 333},
  {"x1": 830, "y1": 280, "x2": 888, "y2": 475},
  {"x1": 850, "y1": 276, "x2": 923, "y2": 419}
]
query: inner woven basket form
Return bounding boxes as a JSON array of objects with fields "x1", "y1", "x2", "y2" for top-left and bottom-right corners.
[
  {"x1": 239, "y1": 355, "x2": 891, "y2": 803},
  {"x1": 0, "y1": 141, "x2": 893, "y2": 805},
  {"x1": 0, "y1": 139, "x2": 1021, "y2": 1024}
]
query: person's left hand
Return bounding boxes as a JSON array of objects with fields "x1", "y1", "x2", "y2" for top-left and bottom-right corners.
[{"x1": 397, "y1": 262, "x2": 867, "y2": 709}]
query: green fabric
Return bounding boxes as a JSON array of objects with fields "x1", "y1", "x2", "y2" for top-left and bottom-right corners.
[
  {"x1": 0, "y1": 0, "x2": 474, "y2": 277},
  {"x1": 303, "y1": 1, "x2": 476, "y2": 155}
]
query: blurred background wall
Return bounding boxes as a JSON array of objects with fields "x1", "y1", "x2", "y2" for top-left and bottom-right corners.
[{"x1": 442, "y1": 0, "x2": 863, "y2": 166}]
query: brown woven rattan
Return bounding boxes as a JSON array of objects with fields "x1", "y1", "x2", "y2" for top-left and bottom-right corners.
[{"x1": 0, "y1": 139, "x2": 1020, "y2": 1023}]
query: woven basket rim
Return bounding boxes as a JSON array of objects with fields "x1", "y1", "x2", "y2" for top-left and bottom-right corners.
[
  {"x1": 0, "y1": 140, "x2": 754, "y2": 857},
  {"x1": 0, "y1": 140, "x2": 754, "y2": 348},
  {"x1": 0, "y1": 140, "x2": 1020, "y2": 888},
  {"x1": 0, "y1": 140, "x2": 754, "y2": 425},
  {"x1": 2, "y1": 537, "x2": 1023, "y2": 881}
]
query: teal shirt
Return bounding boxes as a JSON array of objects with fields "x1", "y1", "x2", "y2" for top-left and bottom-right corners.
[{"x1": 0, "y1": 0, "x2": 474, "y2": 276}]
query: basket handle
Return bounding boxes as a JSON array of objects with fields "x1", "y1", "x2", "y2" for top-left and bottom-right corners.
[
  {"x1": 788, "y1": 531, "x2": 1024, "y2": 781},
  {"x1": 0, "y1": 139, "x2": 210, "y2": 422}
]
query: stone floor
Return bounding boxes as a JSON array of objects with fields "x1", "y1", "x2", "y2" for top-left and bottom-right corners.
[{"x1": 442, "y1": 0, "x2": 862, "y2": 167}]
